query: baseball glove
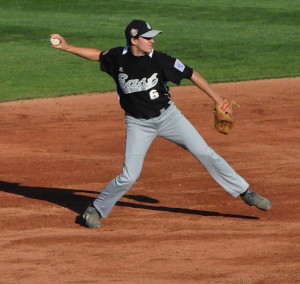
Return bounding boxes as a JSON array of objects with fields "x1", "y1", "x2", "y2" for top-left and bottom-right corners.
[{"x1": 214, "y1": 99, "x2": 240, "y2": 135}]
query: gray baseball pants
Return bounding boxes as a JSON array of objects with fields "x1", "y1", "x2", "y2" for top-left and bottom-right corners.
[{"x1": 93, "y1": 101, "x2": 249, "y2": 218}]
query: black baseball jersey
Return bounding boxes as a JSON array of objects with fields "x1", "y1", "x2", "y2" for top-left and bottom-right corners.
[{"x1": 100, "y1": 46, "x2": 193, "y2": 118}]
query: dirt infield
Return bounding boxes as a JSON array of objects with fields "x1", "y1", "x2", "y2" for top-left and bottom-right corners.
[{"x1": 1, "y1": 78, "x2": 299, "y2": 284}]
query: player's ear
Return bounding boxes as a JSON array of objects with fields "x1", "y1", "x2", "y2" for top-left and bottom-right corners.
[{"x1": 130, "y1": 37, "x2": 138, "y2": 46}]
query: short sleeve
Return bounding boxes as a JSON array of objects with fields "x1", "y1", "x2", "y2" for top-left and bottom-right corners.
[
  {"x1": 100, "y1": 49, "x2": 114, "y2": 76},
  {"x1": 158, "y1": 52, "x2": 193, "y2": 85}
]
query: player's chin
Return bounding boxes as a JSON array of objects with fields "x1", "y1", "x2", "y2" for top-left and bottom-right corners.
[{"x1": 146, "y1": 47, "x2": 153, "y2": 53}]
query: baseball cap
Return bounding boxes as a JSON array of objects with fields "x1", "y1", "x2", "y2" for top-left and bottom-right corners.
[{"x1": 125, "y1": 20, "x2": 162, "y2": 43}]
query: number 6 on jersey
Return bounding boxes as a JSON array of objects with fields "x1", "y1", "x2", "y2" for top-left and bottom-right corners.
[{"x1": 149, "y1": 89, "x2": 159, "y2": 100}]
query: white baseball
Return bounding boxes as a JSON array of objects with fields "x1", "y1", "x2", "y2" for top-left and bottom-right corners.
[{"x1": 50, "y1": 37, "x2": 61, "y2": 46}]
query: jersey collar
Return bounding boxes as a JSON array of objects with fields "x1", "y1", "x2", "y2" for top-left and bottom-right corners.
[{"x1": 122, "y1": 46, "x2": 154, "y2": 58}]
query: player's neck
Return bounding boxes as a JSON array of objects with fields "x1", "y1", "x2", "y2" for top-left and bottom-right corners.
[{"x1": 130, "y1": 46, "x2": 150, "y2": 57}]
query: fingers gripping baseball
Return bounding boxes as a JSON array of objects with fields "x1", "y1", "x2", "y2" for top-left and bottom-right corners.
[{"x1": 49, "y1": 34, "x2": 68, "y2": 50}]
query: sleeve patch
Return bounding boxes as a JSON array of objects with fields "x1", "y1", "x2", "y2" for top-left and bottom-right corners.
[{"x1": 174, "y1": 59, "x2": 186, "y2": 72}]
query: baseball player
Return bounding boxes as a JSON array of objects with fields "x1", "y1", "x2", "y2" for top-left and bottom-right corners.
[{"x1": 50, "y1": 19, "x2": 272, "y2": 228}]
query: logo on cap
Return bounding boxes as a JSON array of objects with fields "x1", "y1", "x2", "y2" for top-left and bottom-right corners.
[{"x1": 130, "y1": 28, "x2": 138, "y2": 37}]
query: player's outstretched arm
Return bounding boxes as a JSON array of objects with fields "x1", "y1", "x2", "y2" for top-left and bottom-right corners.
[
  {"x1": 50, "y1": 34, "x2": 102, "y2": 61},
  {"x1": 190, "y1": 71, "x2": 224, "y2": 107}
]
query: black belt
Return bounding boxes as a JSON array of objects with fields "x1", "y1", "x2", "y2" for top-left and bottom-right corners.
[{"x1": 127, "y1": 103, "x2": 171, "y2": 119}]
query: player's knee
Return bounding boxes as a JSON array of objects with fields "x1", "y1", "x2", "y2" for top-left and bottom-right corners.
[
  {"x1": 117, "y1": 170, "x2": 140, "y2": 187},
  {"x1": 193, "y1": 147, "x2": 220, "y2": 165}
]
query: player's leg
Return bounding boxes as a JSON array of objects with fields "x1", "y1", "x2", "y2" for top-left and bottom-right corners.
[
  {"x1": 157, "y1": 103, "x2": 249, "y2": 197},
  {"x1": 92, "y1": 115, "x2": 157, "y2": 218},
  {"x1": 157, "y1": 103, "x2": 271, "y2": 210}
]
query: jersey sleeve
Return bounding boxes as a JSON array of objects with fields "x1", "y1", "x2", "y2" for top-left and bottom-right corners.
[
  {"x1": 99, "y1": 48, "x2": 117, "y2": 76},
  {"x1": 159, "y1": 52, "x2": 193, "y2": 85}
]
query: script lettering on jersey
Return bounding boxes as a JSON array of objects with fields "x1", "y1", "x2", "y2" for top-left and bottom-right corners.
[{"x1": 118, "y1": 73, "x2": 158, "y2": 94}]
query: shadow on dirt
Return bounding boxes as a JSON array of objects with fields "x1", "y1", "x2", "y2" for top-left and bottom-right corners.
[{"x1": 0, "y1": 181, "x2": 259, "y2": 227}]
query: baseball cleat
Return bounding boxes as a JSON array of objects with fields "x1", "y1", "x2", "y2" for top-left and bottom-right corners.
[
  {"x1": 83, "y1": 204, "x2": 102, "y2": 228},
  {"x1": 240, "y1": 189, "x2": 272, "y2": 211}
]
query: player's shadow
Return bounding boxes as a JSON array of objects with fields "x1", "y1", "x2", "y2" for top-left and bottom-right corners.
[{"x1": 0, "y1": 181, "x2": 259, "y2": 227}]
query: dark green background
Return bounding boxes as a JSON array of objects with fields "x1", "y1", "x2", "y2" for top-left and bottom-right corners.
[{"x1": 1, "y1": 0, "x2": 299, "y2": 102}]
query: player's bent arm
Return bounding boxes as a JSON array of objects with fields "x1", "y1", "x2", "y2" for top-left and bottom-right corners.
[
  {"x1": 50, "y1": 34, "x2": 102, "y2": 61},
  {"x1": 190, "y1": 71, "x2": 224, "y2": 107}
]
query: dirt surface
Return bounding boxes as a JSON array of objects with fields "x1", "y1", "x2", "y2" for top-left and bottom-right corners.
[{"x1": 1, "y1": 78, "x2": 299, "y2": 284}]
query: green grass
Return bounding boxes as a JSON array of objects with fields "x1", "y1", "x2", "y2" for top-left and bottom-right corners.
[{"x1": 1, "y1": 0, "x2": 299, "y2": 102}]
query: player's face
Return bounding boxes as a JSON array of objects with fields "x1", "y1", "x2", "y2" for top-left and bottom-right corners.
[{"x1": 131, "y1": 36, "x2": 154, "y2": 56}]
